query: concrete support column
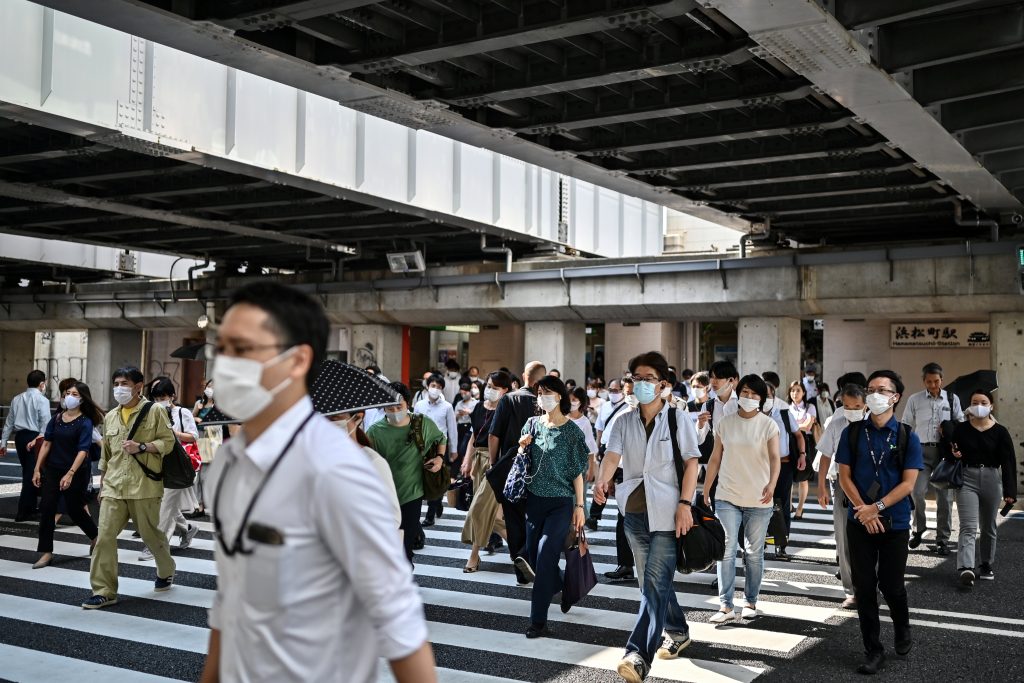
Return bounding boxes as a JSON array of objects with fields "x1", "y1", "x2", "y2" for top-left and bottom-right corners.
[
  {"x1": 0, "y1": 331, "x2": 36, "y2": 402},
  {"x1": 85, "y1": 330, "x2": 143, "y2": 405},
  {"x1": 605, "y1": 322, "x2": 683, "y2": 381},
  {"x1": 679, "y1": 321, "x2": 701, "y2": 372},
  {"x1": 524, "y1": 322, "x2": 586, "y2": 386},
  {"x1": 738, "y1": 317, "x2": 801, "y2": 383},
  {"x1": 991, "y1": 313, "x2": 1024, "y2": 496},
  {"x1": 350, "y1": 324, "x2": 404, "y2": 383},
  {"x1": 469, "y1": 324, "x2": 524, "y2": 377}
]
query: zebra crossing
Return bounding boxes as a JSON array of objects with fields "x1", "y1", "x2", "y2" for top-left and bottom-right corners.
[{"x1": 0, "y1": 496, "x2": 1004, "y2": 683}]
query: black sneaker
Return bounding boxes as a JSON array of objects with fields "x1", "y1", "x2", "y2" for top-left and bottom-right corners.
[
  {"x1": 604, "y1": 565, "x2": 635, "y2": 582},
  {"x1": 585, "y1": 517, "x2": 599, "y2": 531},
  {"x1": 959, "y1": 568, "x2": 975, "y2": 588},
  {"x1": 82, "y1": 594, "x2": 118, "y2": 609},
  {"x1": 657, "y1": 633, "x2": 692, "y2": 659},
  {"x1": 895, "y1": 637, "x2": 913, "y2": 656},
  {"x1": 934, "y1": 540, "x2": 950, "y2": 556},
  {"x1": 857, "y1": 650, "x2": 886, "y2": 675},
  {"x1": 775, "y1": 548, "x2": 790, "y2": 561},
  {"x1": 908, "y1": 531, "x2": 923, "y2": 549},
  {"x1": 154, "y1": 575, "x2": 174, "y2": 592},
  {"x1": 978, "y1": 563, "x2": 995, "y2": 580},
  {"x1": 421, "y1": 516, "x2": 435, "y2": 528},
  {"x1": 513, "y1": 557, "x2": 536, "y2": 583},
  {"x1": 525, "y1": 623, "x2": 549, "y2": 639}
]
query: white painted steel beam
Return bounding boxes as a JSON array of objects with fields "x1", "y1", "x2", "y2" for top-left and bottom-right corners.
[
  {"x1": 704, "y1": 0, "x2": 1021, "y2": 215},
  {"x1": 0, "y1": 1, "x2": 677, "y2": 259}
]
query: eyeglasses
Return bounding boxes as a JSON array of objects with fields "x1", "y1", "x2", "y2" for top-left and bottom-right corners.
[
  {"x1": 205, "y1": 343, "x2": 284, "y2": 360},
  {"x1": 865, "y1": 387, "x2": 897, "y2": 396},
  {"x1": 629, "y1": 375, "x2": 659, "y2": 383}
]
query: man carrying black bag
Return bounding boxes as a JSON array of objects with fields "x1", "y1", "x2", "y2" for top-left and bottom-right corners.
[
  {"x1": 487, "y1": 360, "x2": 546, "y2": 585},
  {"x1": 594, "y1": 352, "x2": 701, "y2": 683}
]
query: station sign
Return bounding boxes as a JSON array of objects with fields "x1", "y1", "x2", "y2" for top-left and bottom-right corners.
[{"x1": 890, "y1": 323, "x2": 990, "y2": 349}]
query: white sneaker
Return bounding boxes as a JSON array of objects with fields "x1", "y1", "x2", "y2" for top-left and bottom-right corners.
[
  {"x1": 138, "y1": 547, "x2": 154, "y2": 562},
  {"x1": 179, "y1": 524, "x2": 199, "y2": 549},
  {"x1": 741, "y1": 606, "x2": 759, "y2": 619},
  {"x1": 709, "y1": 609, "x2": 738, "y2": 624}
]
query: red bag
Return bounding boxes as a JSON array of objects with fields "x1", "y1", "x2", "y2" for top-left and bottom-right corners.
[{"x1": 184, "y1": 442, "x2": 202, "y2": 472}]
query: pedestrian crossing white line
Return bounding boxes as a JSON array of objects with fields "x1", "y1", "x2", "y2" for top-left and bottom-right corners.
[
  {"x1": 426, "y1": 620, "x2": 764, "y2": 683},
  {"x1": 379, "y1": 666, "x2": 519, "y2": 683},
  {"x1": 0, "y1": 643, "x2": 180, "y2": 683}
]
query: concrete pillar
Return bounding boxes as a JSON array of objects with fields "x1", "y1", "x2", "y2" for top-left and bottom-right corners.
[
  {"x1": 0, "y1": 331, "x2": 36, "y2": 402},
  {"x1": 523, "y1": 322, "x2": 586, "y2": 386},
  {"x1": 738, "y1": 317, "x2": 801, "y2": 383},
  {"x1": 350, "y1": 324, "x2": 404, "y2": 383},
  {"x1": 85, "y1": 329, "x2": 143, "y2": 406},
  {"x1": 679, "y1": 321, "x2": 701, "y2": 373},
  {"x1": 991, "y1": 312, "x2": 1024, "y2": 496},
  {"x1": 605, "y1": 322, "x2": 682, "y2": 381},
  {"x1": 469, "y1": 324, "x2": 524, "y2": 377}
]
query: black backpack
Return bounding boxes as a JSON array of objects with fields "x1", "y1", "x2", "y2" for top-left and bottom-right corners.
[
  {"x1": 696, "y1": 399, "x2": 715, "y2": 464},
  {"x1": 127, "y1": 401, "x2": 196, "y2": 490},
  {"x1": 667, "y1": 406, "x2": 726, "y2": 573}
]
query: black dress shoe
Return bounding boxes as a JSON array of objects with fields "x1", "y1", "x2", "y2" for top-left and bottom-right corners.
[
  {"x1": 525, "y1": 623, "x2": 550, "y2": 639},
  {"x1": 857, "y1": 650, "x2": 886, "y2": 675},
  {"x1": 421, "y1": 517, "x2": 435, "y2": 528},
  {"x1": 895, "y1": 638, "x2": 912, "y2": 656},
  {"x1": 908, "y1": 531, "x2": 923, "y2": 549},
  {"x1": 775, "y1": 548, "x2": 790, "y2": 561},
  {"x1": 604, "y1": 565, "x2": 635, "y2": 582},
  {"x1": 585, "y1": 517, "x2": 599, "y2": 531},
  {"x1": 934, "y1": 541, "x2": 949, "y2": 556}
]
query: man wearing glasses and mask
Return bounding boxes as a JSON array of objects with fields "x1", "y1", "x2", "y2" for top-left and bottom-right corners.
[{"x1": 199, "y1": 282, "x2": 435, "y2": 683}]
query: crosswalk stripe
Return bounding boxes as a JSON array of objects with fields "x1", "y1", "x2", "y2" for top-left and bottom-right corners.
[{"x1": 0, "y1": 643, "x2": 180, "y2": 683}]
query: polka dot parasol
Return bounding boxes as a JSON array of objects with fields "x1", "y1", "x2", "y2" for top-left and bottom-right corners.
[{"x1": 310, "y1": 360, "x2": 400, "y2": 416}]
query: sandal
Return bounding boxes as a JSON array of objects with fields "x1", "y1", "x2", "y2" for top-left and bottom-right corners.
[{"x1": 463, "y1": 562, "x2": 480, "y2": 573}]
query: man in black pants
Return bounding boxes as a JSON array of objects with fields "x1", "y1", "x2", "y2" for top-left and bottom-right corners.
[
  {"x1": 2, "y1": 370, "x2": 52, "y2": 522},
  {"x1": 489, "y1": 360, "x2": 545, "y2": 585},
  {"x1": 589, "y1": 377, "x2": 636, "y2": 581},
  {"x1": 836, "y1": 369, "x2": 923, "y2": 675}
]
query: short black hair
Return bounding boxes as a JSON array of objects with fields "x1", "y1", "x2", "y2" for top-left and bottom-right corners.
[
  {"x1": 365, "y1": 364, "x2": 382, "y2": 375},
  {"x1": 570, "y1": 386, "x2": 588, "y2": 408},
  {"x1": 148, "y1": 377, "x2": 176, "y2": 400},
  {"x1": 922, "y1": 362, "x2": 943, "y2": 378},
  {"x1": 681, "y1": 368, "x2": 694, "y2": 380},
  {"x1": 841, "y1": 384, "x2": 866, "y2": 401},
  {"x1": 459, "y1": 382, "x2": 472, "y2": 392},
  {"x1": 389, "y1": 381, "x2": 412, "y2": 407},
  {"x1": 867, "y1": 370, "x2": 905, "y2": 405},
  {"x1": 836, "y1": 372, "x2": 867, "y2": 389},
  {"x1": 736, "y1": 374, "x2": 769, "y2": 410},
  {"x1": 26, "y1": 370, "x2": 45, "y2": 388},
  {"x1": 228, "y1": 281, "x2": 328, "y2": 389},
  {"x1": 535, "y1": 375, "x2": 571, "y2": 415},
  {"x1": 709, "y1": 360, "x2": 739, "y2": 380},
  {"x1": 667, "y1": 370, "x2": 678, "y2": 385},
  {"x1": 112, "y1": 366, "x2": 144, "y2": 384},
  {"x1": 628, "y1": 351, "x2": 671, "y2": 382},
  {"x1": 445, "y1": 358, "x2": 460, "y2": 371},
  {"x1": 970, "y1": 388, "x2": 995, "y2": 404},
  {"x1": 487, "y1": 370, "x2": 513, "y2": 391},
  {"x1": 549, "y1": 369, "x2": 561, "y2": 377},
  {"x1": 426, "y1": 373, "x2": 445, "y2": 389},
  {"x1": 761, "y1": 371, "x2": 781, "y2": 389}
]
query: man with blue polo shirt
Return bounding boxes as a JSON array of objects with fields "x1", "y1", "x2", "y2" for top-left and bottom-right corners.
[{"x1": 837, "y1": 370, "x2": 922, "y2": 676}]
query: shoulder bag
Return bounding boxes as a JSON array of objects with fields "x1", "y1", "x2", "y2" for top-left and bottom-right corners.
[
  {"x1": 127, "y1": 402, "x2": 196, "y2": 490},
  {"x1": 502, "y1": 417, "x2": 540, "y2": 503},
  {"x1": 930, "y1": 456, "x2": 964, "y2": 490},
  {"x1": 412, "y1": 414, "x2": 449, "y2": 501},
  {"x1": 667, "y1": 407, "x2": 725, "y2": 573}
]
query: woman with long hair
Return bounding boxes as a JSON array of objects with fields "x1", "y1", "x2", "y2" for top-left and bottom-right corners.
[
  {"x1": 788, "y1": 380, "x2": 817, "y2": 519},
  {"x1": 31, "y1": 382, "x2": 102, "y2": 569},
  {"x1": 328, "y1": 409, "x2": 401, "y2": 527}
]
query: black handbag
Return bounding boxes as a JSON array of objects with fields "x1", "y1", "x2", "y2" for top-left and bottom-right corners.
[
  {"x1": 766, "y1": 503, "x2": 787, "y2": 547},
  {"x1": 930, "y1": 457, "x2": 964, "y2": 490},
  {"x1": 127, "y1": 402, "x2": 196, "y2": 490},
  {"x1": 563, "y1": 529, "x2": 598, "y2": 606}
]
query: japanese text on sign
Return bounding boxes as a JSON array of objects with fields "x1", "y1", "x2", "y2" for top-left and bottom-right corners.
[{"x1": 890, "y1": 323, "x2": 990, "y2": 349}]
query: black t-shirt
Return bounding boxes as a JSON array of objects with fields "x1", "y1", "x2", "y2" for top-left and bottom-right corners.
[
  {"x1": 950, "y1": 421, "x2": 1018, "y2": 497},
  {"x1": 43, "y1": 413, "x2": 93, "y2": 471},
  {"x1": 489, "y1": 388, "x2": 539, "y2": 454},
  {"x1": 471, "y1": 403, "x2": 494, "y2": 449}
]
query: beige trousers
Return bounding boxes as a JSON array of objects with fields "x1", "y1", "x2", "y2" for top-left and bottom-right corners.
[{"x1": 90, "y1": 496, "x2": 174, "y2": 597}]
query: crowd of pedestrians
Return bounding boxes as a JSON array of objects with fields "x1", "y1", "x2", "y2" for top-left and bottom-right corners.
[{"x1": 2, "y1": 283, "x2": 1019, "y2": 680}]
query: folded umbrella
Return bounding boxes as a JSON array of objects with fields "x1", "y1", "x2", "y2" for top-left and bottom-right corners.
[
  {"x1": 310, "y1": 360, "x2": 400, "y2": 416},
  {"x1": 170, "y1": 341, "x2": 209, "y2": 360},
  {"x1": 944, "y1": 370, "x2": 998, "y2": 409}
]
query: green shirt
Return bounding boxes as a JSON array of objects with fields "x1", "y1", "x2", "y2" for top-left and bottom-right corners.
[
  {"x1": 99, "y1": 399, "x2": 175, "y2": 500},
  {"x1": 367, "y1": 417, "x2": 445, "y2": 505},
  {"x1": 523, "y1": 418, "x2": 590, "y2": 499}
]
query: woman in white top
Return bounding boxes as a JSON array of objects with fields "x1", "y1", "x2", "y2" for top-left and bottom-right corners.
[
  {"x1": 568, "y1": 387, "x2": 600, "y2": 483},
  {"x1": 144, "y1": 378, "x2": 201, "y2": 562},
  {"x1": 329, "y1": 410, "x2": 402, "y2": 528},
  {"x1": 788, "y1": 380, "x2": 818, "y2": 519},
  {"x1": 703, "y1": 374, "x2": 781, "y2": 623},
  {"x1": 586, "y1": 379, "x2": 605, "y2": 424}
]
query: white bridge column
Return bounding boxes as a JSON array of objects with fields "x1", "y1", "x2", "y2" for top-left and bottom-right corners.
[
  {"x1": 738, "y1": 317, "x2": 801, "y2": 386},
  {"x1": 523, "y1": 322, "x2": 586, "y2": 387},
  {"x1": 991, "y1": 312, "x2": 1024, "y2": 497}
]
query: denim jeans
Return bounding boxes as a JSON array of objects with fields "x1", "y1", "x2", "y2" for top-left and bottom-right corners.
[
  {"x1": 525, "y1": 495, "x2": 573, "y2": 626},
  {"x1": 715, "y1": 500, "x2": 773, "y2": 609},
  {"x1": 624, "y1": 512, "x2": 688, "y2": 665}
]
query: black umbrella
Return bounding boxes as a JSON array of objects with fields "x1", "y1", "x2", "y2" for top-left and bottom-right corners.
[
  {"x1": 170, "y1": 341, "x2": 210, "y2": 361},
  {"x1": 944, "y1": 370, "x2": 998, "y2": 408},
  {"x1": 311, "y1": 360, "x2": 400, "y2": 416}
]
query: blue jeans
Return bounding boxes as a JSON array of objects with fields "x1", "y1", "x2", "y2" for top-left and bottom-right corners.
[
  {"x1": 525, "y1": 495, "x2": 573, "y2": 626},
  {"x1": 624, "y1": 512, "x2": 688, "y2": 665},
  {"x1": 715, "y1": 500, "x2": 773, "y2": 609}
]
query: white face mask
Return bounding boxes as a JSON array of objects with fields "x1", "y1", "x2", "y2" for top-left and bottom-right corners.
[
  {"x1": 538, "y1": 395, "x2": 559, "y2": 413},
  {"x1": 598, "y1": 390, "x2": 610, "y2": 400},
  {"x1": 624, "y1": 394, "x2": 639, "y2": 408},
  {"x1": 586, "y1": 389, "x2": 597, "y2": 399},
  {"x1": 112, "y1": 386, "x2": 134, "y2": 406},
  {"x1": 844, "y1": 407, "x2": 866, "y2": 423},
  {"x1": 386, "y1": 409, "x2": 408, "y2": 425},
  {"x1": 427, "y1": 387, "x2": 442, "y2": 400},
  {"x1": 737, "y1": 396, "x2": 761, "y2": 413},
  {"x1": 967, "y1": 405, "x2": 991, "y2": 419},
  {"x1": 204, "y1": 387, "x2": 214, "y2": 399},
  {"x1": 157, "y1": 400, "x2": 172, "y2": 410},
  {"x1": 608, "y1": 392, "x2": 623, "y2": 404},
  {"x1": 64, "y1": 395, "x2": 82, "y2": 411},
  {"x1": 447, "y1": 371, "x2": 459, "y2": 380},
  {"x1": 470, "y1": 388, "x2": 480, "y2": 399},
  {"x1": 212, "y1": 347, "x2": 296, "y2": 421},
  {"x1": 484, "y1": 387, "x2": 501, "y2": 403},
  {"x1": 570, "y1": 400, "x2": 581, "y2": 412},
  {"x1": 692, "y1": 387, "x2": 707, "y2": 400},
  {"x1": 865, "y1": 392, "x2": 894, "y2": 416}
]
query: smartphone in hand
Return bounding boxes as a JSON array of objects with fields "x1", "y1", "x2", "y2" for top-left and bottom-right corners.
[{"x1": 1001, "y1": 502, "x2": 1014, "y2": 517}]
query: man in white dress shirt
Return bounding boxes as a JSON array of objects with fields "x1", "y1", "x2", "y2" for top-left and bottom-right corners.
[{"x1": 199, "y1": 282, "x2": 435, "y2": 683}]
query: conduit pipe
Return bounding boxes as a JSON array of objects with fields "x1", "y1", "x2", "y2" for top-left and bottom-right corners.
[
  {"x1": 481, "y1": 234, "x2": 513, "y2": 272},
  {"x1": 953, "y1": 200, "x2": 1000, "y2": 242}
]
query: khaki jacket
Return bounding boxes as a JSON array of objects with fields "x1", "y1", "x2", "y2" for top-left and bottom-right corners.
[{"x1": 99, "y1": 399, "x2": 174, "y2": 500}]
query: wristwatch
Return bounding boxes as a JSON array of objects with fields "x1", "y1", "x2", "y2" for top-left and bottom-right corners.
[
  {"x1": 677, "y1": 499, "x2": 692, "y2": 506},
  {"x1": 875, "y1": 500, "x2": 886, "y2": 512},
  {"x1": 139, "y1": 443, "x2": 148, "y2": 453}
]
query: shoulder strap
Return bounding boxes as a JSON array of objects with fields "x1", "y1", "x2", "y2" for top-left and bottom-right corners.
[
  {"x1": 667, "y1": 406, "x2": 684, "y2": 486},
  {"x1": 126, "y1": 401, "x2": 154, "y2": 442},
  {"x1": 895, "y1": 423, "x2": 910, "y2": 469},
  {"x1": 408, "y1": 413, "x2": 426, "y2": 453},
  {"x1": 846, "y1": 420, "x2": 865, "y2": 468},
  {"x1": 608, "y1": 400, "x2": 628, "y2": 422}
]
